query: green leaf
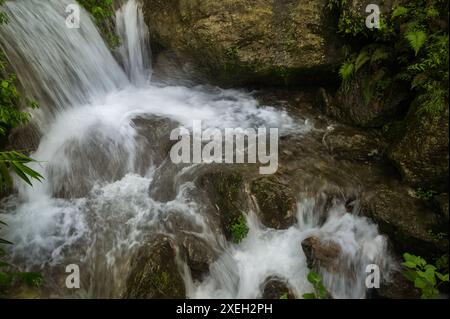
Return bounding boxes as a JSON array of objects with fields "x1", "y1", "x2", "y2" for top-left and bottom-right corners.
[
  {"x1": 355, "y1": 50, "x2": 370, "y2": 73},
  {"x1": 302, "y1": 293, "x2": 317, "y2": 299},
  {"x1": 414, "y1": 277, "x2": 428, "y2": 289},
  {"x1": 405, "y1": 30, "x2": 427, "y2": 56},
  {"x1": 391, "y1": 6, "x2": 409, "y2": 19},
  {"x1": 307, "y1": 271, "x2": 321, "y2": 284},
  {"x1": 436, "y1": 272, "x2": 449, "y2": 282}
]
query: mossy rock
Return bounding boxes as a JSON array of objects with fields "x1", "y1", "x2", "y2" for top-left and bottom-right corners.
[
  {"x1": 388, "y1": 106, "x2": 449, "y2": 192},
  {"x1": 142, "y1": 0, "x2": 343, "y2": 86},
  {"x1": 361, "y1": 185, "x2": 448, "y2": 260},
  {"x1": 124, "y1": 236, "x2": 185, "y2": 298},
  {"x1": 250, "y1": 176, "x2": 297, "y2": 229},
  {"x1": 197, "y1": 170, "x2": 248, "y2": 240}
]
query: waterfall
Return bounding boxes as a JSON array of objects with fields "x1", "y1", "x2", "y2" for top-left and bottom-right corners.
[
  {"x1": 116, "y1": 0, "x2": 152, "y2": 85},
  {"x1": 0, "y1": 0, "x2": 394, "y2": 299}
]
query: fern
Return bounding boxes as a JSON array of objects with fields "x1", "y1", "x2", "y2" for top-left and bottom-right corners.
[
  {"x1": 355, "y1": 50, "x2": 370, "y2": 72},
  {"x1": 371, "y1": 47, "x2": 390, "y2": 64},
  {"x1": 339, "y1": 61, "x2": 355, "y2": 88},
  {"x1": 406, "y1": 30, "x2": 427, "y2": 56},
  {"x1": 391, "y1": 6, "x2": 409, "y2": 19}
]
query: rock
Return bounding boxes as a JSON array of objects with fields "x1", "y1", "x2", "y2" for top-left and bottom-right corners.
[
  {"x1": 142, "y1": 0, "x2": 343, "y2": 86},
  {"x1": 261, "y1": 276, "x2": 295, "y2": 299},
  {"x1": 371, "y1": 270, "x2": 420, "y2": 299},
  {"x1": 197, "y1": 169, "x2": 249, "y2": 240},
  {"x1": 388, "y1": 106, "x2": 449, "y2": 192},
  {"x1": 301, "y1": 236, "x2": 342, "y2": 274},
  {"x1": 323, "y1": 126, "x2": 386, "y2": 161},
  {"x1": 181, "y1": 235, "x2": 218, "y2": 281},
  {"x1": 124, "y1": 236, "x2": 185, "y2": 298},
  {"x1": 250, "y1": 177, "x2": 297, "y2": 229},
  {"x1": 434, "y1": 193, "x2": 449, "y2": 222},
  {"x1": 318, "y1": 72, "x2": 409, "y2": 128},
  {"x1": 361, "y1": 185, "x2": 448, "y2": 260}
]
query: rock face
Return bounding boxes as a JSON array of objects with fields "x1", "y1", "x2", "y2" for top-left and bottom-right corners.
[
  {"x1": 388, "y1": 107, "x2": 449, "y2": 192},
  {"x1": 318, "y1": 76, "x2": 408, "y2": 128},
  {"x1": 124, "y1": 236, "x2": 185, "y2": 298},
  {"x1": 142, "y1": 0, "x2": 342, "y2": 86},
  {"x1": 323, "y1": 126, "x2": 386, "y2": 161},
  {"x1": 361, "y1": 185, "x2": 448, "y2": 259},
  {"x1": 181, "y1": 235, "x2": 218, "y2": 281},
  {"x1": 250, "y1": 177, "x2": 297, "y2": 229}
]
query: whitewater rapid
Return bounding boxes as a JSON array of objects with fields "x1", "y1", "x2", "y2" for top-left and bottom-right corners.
[{"x1": 0, "y1": 0, "x2": 394, "y2": 298}]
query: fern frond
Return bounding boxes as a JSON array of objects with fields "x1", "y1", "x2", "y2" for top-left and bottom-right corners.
[{"x1": 405, "y1": 30, "x2": 427, "y2": 56}]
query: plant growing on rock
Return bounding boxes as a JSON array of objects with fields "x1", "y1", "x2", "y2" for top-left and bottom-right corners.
[
  {"x1": 402, "y1": 253, "x2": 449, "y2": 299},
  {"x1": 77, "y1": 0, "x2": 120, "y2": 48},
  {"x1": 229, "y1": 215, "x2": 249, "y2": 244},
  {"x1": 302, "y1": 271, "x2": 330, "y2": 299}
]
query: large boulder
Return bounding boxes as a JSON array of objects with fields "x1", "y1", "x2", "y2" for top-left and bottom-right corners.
[
  {"x1": 301, "y1": 236, "x2": 342, "y2": 274},
  {"x1": 124, "y1": 236, "x2": 185, "y2": 298},
  {"x1": 388, "y1": 106, "x2": 449, "y2": 192},
  {"x1": 361, "y1": 185, "x2": 448, "y2": 260},
  {"x1": 142, "y1": 0, "x2": 343, "y2": 86}
]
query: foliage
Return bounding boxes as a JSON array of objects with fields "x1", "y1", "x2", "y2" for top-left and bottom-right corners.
[
  {"x1": 328, "y1": 0, "x2": 449, "y2": 114},
  {"x1": 414, "y1": 188, "x2": 437, "y2": 200},
  {"x1": 0, "y1": 4, "x2": 44, "y2": 293},
  {"x1": 77, "y1": 0, "x2": 121, "y2": 49},
  {"x1": 302, "y1": 271, "x2": 330, "y2": 299},
  {"x1": 402, "y1": 253, "x2": 449, "y2": 299},
  {"x1": 279, "y1": 292, "x2": 289, "y2": 299},
  {"x1": 229, "y1": 215, "x2": 249, "y2": 244}
]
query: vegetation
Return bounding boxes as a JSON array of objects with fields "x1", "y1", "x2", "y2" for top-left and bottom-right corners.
[
  {"x1": 229, "y1": 215, "x2": 249, "y2": 244},
  {"x1": 302, "y1": 271, "x2": 330, "y2": 299},
  {"x1": 77, "y1": 0, "x2": 121, "y2": 48},
  {"x1": 402, "y1": 253, "x2": 449, "y2": 299},
  {"x1": 0, "y1": 2, "x2": 44, "y2": 294},
  {"x1": 329, "y1": 0, "x2": 449, "y2": 113}
]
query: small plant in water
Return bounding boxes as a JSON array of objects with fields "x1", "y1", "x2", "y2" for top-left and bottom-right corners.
[
  {"x1": 302, "y1": 271, "x2": 330, "y2": 299},
  {"x1": 402, "y1": 253, "x2": 449, "y2": 299},
  {"x1": 229, "y1": 215, "x2": 249, "y2": 244}
]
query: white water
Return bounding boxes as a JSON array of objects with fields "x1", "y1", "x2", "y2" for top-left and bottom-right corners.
[{"x1": 0, "y1": 0, "x2": 393, "y2": 298}]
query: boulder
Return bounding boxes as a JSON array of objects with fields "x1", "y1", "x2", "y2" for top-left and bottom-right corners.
[
  {"x1": 301, "y1": 236, "x2": 342, "y2": 274},
  {"x1": 181, "y1": 235, "x2": 218, "y2": 281},
  {"x1": 261, "y1": 276, "x2": 295, "y2": 299},
  {"x1": 361, "y1": 185, "x2": 448, "y2": 260},
  {"x1": 388, "y1": 106, "x2": 449, "y2": 192},
  {"x1": 142, "y1": 0, "x2": 343, "y2": 86},
  {"x1": 250, "y1": 177, "x2": 297, "y2": 229},
  {"x1": 124, "y1": 236, "x2": 185, "y2": 298},
  {"x1": 197, "y1": 169, "x2": 249, "y2": 240}
]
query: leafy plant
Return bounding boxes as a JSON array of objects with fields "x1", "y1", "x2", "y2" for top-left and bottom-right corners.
[
  {"x1": 77, "y1": 0, "x2": 121, "y2": 49},
  {"x1": 402, "y1": 253, "x2": 449, "y2": 299},
  {"x1": 229, "y1": 215, "x2": 249, "y2": 244},
  {"x1": 405, "y1": 30, "x2": 427, "y2": 56},
  {"x1": 302, "y1": 271, "x2": 330, "y2": 299}
]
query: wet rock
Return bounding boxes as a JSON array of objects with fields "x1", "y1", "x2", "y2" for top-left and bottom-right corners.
[
  {"x1": 388, "y1": 106, "x2": 449, "y2": 192},
  {"x1": 323, "y1": 126, "x2": 386, "y2": 161},
  {"x1": 301, "y1": 236, "x2": 342, "y2": 274},
  {"x1": 181, "y1": 235, "x2": 218, "y2": 281},
  {"x1": 261, "y1": 276, "x2": 295, "y2": 299},
  {"x1": 318, "y1": 72, "x2": 409, "y2": 128},
  {"x1": 371, "y1": 270, "x2": 420, "y2": 299},
  {"x1": 197, "y1": 169, "x2": 249, "y2": 240},
  {"x1": 124, "y1": 236, "x2": 185, "y2": 298},
  {"x1": 142, "y1": 0, "x2": 342, "y2": 86},
  {"x1": 361, "y1": 185, "x2": 448, "y2": 260},
  {"x1": 250, "y1": 177, "x2": 297, "y2": 229}
]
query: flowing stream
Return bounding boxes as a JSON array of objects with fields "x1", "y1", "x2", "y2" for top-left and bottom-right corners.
[{"x1": 0, "y1": 0, "x2": 394, "y2": 298}]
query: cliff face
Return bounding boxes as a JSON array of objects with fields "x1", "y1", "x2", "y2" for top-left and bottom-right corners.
[{"x1": 141, "y1": 0, "x2": 343, "y2": 86}]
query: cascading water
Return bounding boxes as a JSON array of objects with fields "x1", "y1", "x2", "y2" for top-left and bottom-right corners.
[{"x1": 0, "y1": 0, "x2": 394, "y2": 298}]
